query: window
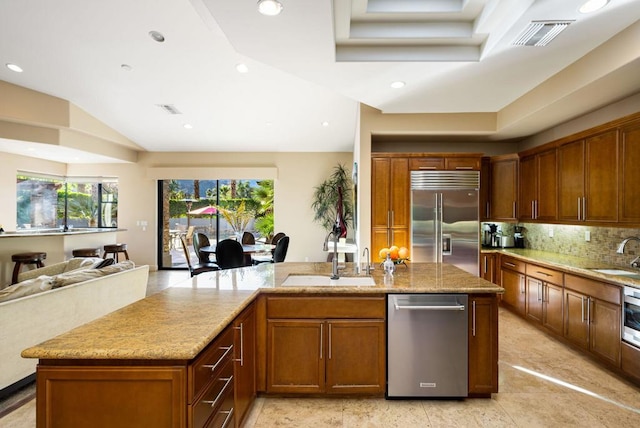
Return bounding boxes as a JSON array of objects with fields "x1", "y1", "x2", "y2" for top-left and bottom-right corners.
[{"x1": 16, "y1": 172, "x2": 118, "y2": 230}]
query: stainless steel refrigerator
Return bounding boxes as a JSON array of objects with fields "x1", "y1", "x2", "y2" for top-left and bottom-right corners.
[{"x1": 410, "y1": 170, "x2": 480, "y2": 275}]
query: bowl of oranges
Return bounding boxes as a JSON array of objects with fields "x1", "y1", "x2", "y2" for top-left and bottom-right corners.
[{"x1": 378, "y1": 245, "x2": 410, "y2": 267}]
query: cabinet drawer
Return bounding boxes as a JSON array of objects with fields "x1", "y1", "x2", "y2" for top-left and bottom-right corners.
[
  {"x1": 191, "y1": 358, "x2": 234, "y2": 428},
  {"x1": 409, "y1": 158, "x2": 444, "y2": 171},
  {"x1": 564, "y1": 274, "x2": 621, "y2": 305},
  {"x1": 267, "y1": 296, "x2": 385, "y2": 319},
  {"x1": 525, "y1": 263, "x2": 563, "y2": 285},
  {"x1": 500, "y1": 256, "x2": 526, "y2": 273},
  {"x1": 622, "y1": 342, "x2": 640, "y2": 383},
  {"x1": 189, "y1": 327, "x2": 234, "y2": 402},
  {"x1": 445, "y1": 157, "x2": 480, "y2": 170}
]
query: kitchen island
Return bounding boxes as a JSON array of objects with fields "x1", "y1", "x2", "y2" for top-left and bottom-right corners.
[{"x1": 23, "y1": 262, "x2": 502, "y2": 428}]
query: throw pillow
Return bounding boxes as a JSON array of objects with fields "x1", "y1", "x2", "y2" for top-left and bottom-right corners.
[
  {"x1": 96, "y1": 260, "x2": 136, "y2": 274},
  {"x1": 0, "y1": 275, "x2": 54, "y2": 303},
  {"x1": 93, "y1": 258, "x2": 116, "y2": 269},
  {"x1": 63, "y1": 257, "x2": 103, "y2": 273}
]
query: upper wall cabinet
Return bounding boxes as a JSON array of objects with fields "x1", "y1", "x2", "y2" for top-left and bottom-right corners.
[
  {"x1": 519, "y1": 149, "x2": 557, "y2": 222},
  {"x1": 558, "y1": 129, "x2": 618, "y2": 224},
  {"x1": 409, "y1": 155, "x2": 481, "y2": 171},
  {"x1": 619, "y1": 121, "x2": 640, "y2": 223},
  {"x1": 489, "y1": 155, "x2": 518, "y2": 221}
]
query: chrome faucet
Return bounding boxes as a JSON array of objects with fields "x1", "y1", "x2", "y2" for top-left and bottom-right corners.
[
  {"x1": 329, "y1": 221, "x2": 343, "y2": 280},
  {"x1": 617, "y1": 236, "x2": 640, "y2": 267},
  {"x1": 362, "y1": 247, "x2": 372, "y2": 275}
]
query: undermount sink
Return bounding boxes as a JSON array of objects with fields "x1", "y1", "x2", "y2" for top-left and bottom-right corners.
[
  {"x1": 281, "y1": 275, "x2": 377, "y2": 287},
  {"x1": 590, "y1": 268, "x2": 640, "y2": 279}
]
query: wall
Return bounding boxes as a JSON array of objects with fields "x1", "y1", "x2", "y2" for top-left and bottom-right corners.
[{"x1": 487, "y1": 222, "x2": 640, "y2": 268}]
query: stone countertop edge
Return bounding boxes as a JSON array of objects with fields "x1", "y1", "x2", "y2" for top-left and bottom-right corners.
[
  {"x1": 483, "y1": 248, "x2": 640, "y2": 288},
  {"x1": 0, "y1": 228, "x2": 126, "y2": 238},
  {"x1": 21, "y1": 262, "x2": 501, "y2": 361}
]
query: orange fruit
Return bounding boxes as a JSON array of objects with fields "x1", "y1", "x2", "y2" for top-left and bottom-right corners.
[
  {"x1": 398, "y1": 247, "x2": 410, "y2": 259},
  {"x1": 378, "y1": 248, "x2": 390, "y2": 260},
  {"x1": 389, "y1": 247, "x2": 400, "y2": 260}
]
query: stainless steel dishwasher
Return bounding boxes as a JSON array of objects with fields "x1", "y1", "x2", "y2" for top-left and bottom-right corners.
[{"x1": 387, "y1": 294, "x2": 468, "y2": 398}]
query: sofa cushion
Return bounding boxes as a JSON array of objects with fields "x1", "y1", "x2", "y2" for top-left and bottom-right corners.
[
  {"x1": 0, "y1": 275, "x2": 54, "y2": 303},
  {"x1": 52, "y1": 260, "x2": 136, "y2": 288}
]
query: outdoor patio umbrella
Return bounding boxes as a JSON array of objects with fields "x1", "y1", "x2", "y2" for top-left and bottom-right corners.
[{"x1": 188, "y1": 205, "x2": 218, "y2": 231}]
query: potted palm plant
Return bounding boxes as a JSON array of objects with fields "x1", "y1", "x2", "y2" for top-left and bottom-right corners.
[{"x1": 311, "y1": 163, "x2": 354, "y2": 244}]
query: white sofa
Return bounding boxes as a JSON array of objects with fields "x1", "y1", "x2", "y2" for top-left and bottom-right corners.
[{"x1": 0, "y1": 258, "x2": 149, "y2": 395}]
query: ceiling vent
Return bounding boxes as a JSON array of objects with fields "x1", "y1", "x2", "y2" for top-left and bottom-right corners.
[
  {"x1": 512, "y1": 20, "x2": 574, "y2": 47},
  {"x1": 157, "y1": 104, "x2": 182, "y2": 115}
]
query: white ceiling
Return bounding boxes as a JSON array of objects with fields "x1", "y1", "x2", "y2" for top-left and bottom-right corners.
[{"x1": 0, "y1": 0, "x2": 639, "y2": 163}]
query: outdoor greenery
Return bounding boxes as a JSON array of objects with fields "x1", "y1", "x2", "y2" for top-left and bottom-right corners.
[{"x1": 311, "y1": 163, "x2": 353, "y2": 235}]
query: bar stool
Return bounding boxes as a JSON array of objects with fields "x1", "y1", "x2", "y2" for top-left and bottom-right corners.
[
  {"x1": 103, "y1": 244, "x2": 129, "y2": 262},
  {"x1": 11, "y1": 252, "x2": 47, "y2": 284},
  {"x1": 72, "y1": 248, "x2": 101, "y2": 257}
]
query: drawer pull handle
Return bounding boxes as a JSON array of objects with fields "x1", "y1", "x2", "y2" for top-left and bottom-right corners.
[
  {"x1": 535, "y1": 271, "x2": 551, "y2": 277},
  {"x1": 504, "y1": 262, "x2": 516, "y2": 268},
  {"x1": 202, "y1": 375, "x2": 234, "y2": 409},
  {"x1": 203, "y1": 345, "x2": 234, "y2": 373},
  {"x1": 220, "y1": 408, "x2": 235, "y2": 428}
]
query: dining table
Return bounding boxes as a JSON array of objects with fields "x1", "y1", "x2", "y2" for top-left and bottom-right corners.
[{"x1": 198, "y1": 243, "x2": 275, "y2": 255}]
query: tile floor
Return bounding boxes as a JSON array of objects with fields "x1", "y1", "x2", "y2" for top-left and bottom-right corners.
[{"x1": 2, "y1": 270, "x2": 640, "y2": 427}]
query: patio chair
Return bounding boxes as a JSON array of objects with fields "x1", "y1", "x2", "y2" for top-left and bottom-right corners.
[{"x1": 180, "y1": 236, "x2": 219, "y2": 277}]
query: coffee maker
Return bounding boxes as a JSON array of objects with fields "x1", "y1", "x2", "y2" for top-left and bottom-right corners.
[
  {"x1": 514, "y1": 225, "x2": 525, "y2": 248},
  {"x1": 483, "y1": 224, "x2": 498, "y2": 247}
]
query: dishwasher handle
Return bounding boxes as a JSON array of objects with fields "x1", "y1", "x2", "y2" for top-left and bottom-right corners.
[{"x1": 393, "y1": 298, "x2": 465, "y2": 311}]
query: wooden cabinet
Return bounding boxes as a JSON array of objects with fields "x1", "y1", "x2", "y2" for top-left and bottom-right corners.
[
  {"x1": 525, "y1": 263, "x2": 563, "y2": 335},
  {"x1": 234, "y1": 304, "x2": 256, "y2": 427},
  {"x1": 409, "y1": 155, "x2": 481, "y2": 171},
  {"x1": 619, "y1": 121, "x2": 640, "y2": 223},
  {"x1": 489, "y1": 155, "x2": 518, "y2": 221},
  {"x1": 519, "y1": 149, "x2": 557, "y2": 222},
  {"x1": 480, "y1": 252, "x2": 496, "y2": 283},
  {"x1": 480, "y1": 157, "x2": 491, "y2": 221},
  {"x1": 558, "y1": 130, "x2": 619, "y2": 223},
  {"x1": 265, "y1": 296, "x2": 385, "y2": 395},
  {"x1": 564, "y1": 274, "x2": 621, "y2": 366},
  {"x1": 371, "y1": 157, "x2": 409, "y2": 251},
  {"x1": 468, "y1": 294, "x2": 498, "y2": 396},
  {"x1": 499, "y1": 256, "x2": 526, "y2": 315}
]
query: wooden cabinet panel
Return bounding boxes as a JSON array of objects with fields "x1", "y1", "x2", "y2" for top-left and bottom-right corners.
[
  {"x1": 558, "y1": 140, "x2": 585, "y2": 222},
  {"x1": 489, "y1": 156, "x2": 518, "y2": 221},
  {"x1": 564, "y1": 288, "x2": 590, "y2": 350},
  {"x1": 480, "y1": 157, "x2": 491, "y2": 221},
  {"x1": 585, "y1": 130, "x2": 618, "y2": 222},
  {"x1": 326, "y1": 320, "x2": 385, "y2": 394},
  {"x1": 372, "y1": 157, "x2": 409, "y2": 249},
  {"x1": 543, "y1": 282, "x2": 564, "y2": 336},
  {"x1": 526, "y1": 277, "x2": 543, "y2": 324},
  {"x1": 621, "y1": 342, "x2": 640, "y2": 383},
  {"x1": 266, "y1": 320, "x2": 325, "y2": 394},
  {"x1": 619, "y1": 121, "x2": 640, "y2": 223},
  {"x1": 468, "y1": 294, "x2": 498, "y2": 396},
  {"x1": 589, "y1": 298, "x2": 621, "y2": 366},
  {"x1": 234, "y1": 304, "x2": 256, "y2": 428},
  {"x1": 267, "y1": 296, "x2": 385, "y2": 319},
  {"x1": 445, "y1": 157, "x2": 481, "y2": 170},
  {"x1": 537, "y1": 149, "x2": 558, "y2": 221},
  {"x1": 480, "y1": 253, "x2": 495, "y2": 283},
  {"x1": 500, "y1": 268, "x2": 525, "y2": 315},
  {"x1": 409, "y1": 157, "x2": 444, "y2": 170},
  {"x1": 36, "y1": 366, "x2": 187, "y2": 428},
  {"x1": 519, "y1": 155, "x2": 536, "y2": 221}
]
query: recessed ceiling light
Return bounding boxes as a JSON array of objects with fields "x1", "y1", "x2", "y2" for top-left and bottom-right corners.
[
  {"x1": 579, "y1": 0, "x2": 609, "y2": 13},
  {"x1": 258, "y1": 0, "x2": 283, "y2": 16},
  {"x1": 6, "y1": 63, "x2": 23, "y2": 73},
  {"x1": 183, "y1": 124, "x2": 193, "y2": 129},
  {"x1": 391, "y1": 81, "x2": 406, "y2": 89},
  {"x1": 321, "y1": 121, "x2": 329, "y2": 127},
  {"x1": 236, "y1": 63, "x2": 249, "y2": 73},
  {"x1": 149, "y1": 30, "x2": 165, "y2": 43}
]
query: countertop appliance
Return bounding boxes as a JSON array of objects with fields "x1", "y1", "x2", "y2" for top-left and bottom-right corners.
[
  {"x1": 411, "y1": 171, "x2": 480, "y2": 275},
  {"x1": 387, "y1": 294, "x2": 468, "y2": 398},
  {"x1": 623, "y1": 286, "x2": 640, "y2": 349}
]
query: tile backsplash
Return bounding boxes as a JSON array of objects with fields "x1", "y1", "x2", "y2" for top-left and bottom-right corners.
[{"x1": 484, "y1": 222, "x2": 640, "y2": 268}]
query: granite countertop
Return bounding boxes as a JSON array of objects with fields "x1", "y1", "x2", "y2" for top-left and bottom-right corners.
[
  {"x1": 22, "y1": 262, "x2": 501, "y2": 361},
  {"x1": 0, "y1": 228, "x2": 124, "y2": 238},
  {"x1": 483, "y1": 248, "x2": 640, "y2": 289}
]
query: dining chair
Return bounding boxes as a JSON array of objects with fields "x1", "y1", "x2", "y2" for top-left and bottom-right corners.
[
  {"x1": 215, "y1": 239, "x2": 245, "y2": 269},
  {"x1": 254, "y1": 235, "x2": 289, "y2": 264},
  {"x1": 271, "y1": 232, "x2": 286, "y2": 245},
  {"x1": 180, "y1": 236, "x2": 220, "y2": 277},
  {"x1": 242, "y1": 231, "x2": 256, "y2": 245},
  {"x1": 193, "y1": 233, "x2": 212, "y2": 264}
]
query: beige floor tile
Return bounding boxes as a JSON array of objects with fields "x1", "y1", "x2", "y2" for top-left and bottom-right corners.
[
  {"x1": 342, "y1": 398, "x2": 429, "y2": 427},
  {"x1": 252, "y1": 397, "x2": 344, "y2": 427},
  {"x1": 422, "y1": 398, "x2": 516, "y2": 427}
]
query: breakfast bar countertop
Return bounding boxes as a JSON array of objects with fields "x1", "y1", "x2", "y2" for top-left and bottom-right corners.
[{"x1": 21, "y1": 262, "x2": 501, "y2": 361}]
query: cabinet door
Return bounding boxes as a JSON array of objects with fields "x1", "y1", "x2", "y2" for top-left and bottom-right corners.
[
  {"x1": 234, "y1": 304, "x2": 256, "y2": 427},
  {"x1": 468, "y1": 295, "x2": 498, "y2": 396},
  {"x1": 480, "y1": 157, "x2": 491, "y2": 221},
  {"x1": 519, "y1": 156, "x2": 536, "y2": 221},
  {"x1": 564, "y1": 289, "x2": 589, "y2": 350},
  {"x1": 480, "y1": 253, "x2": 495, "y2": 283},
  {"x1": 537, "y1": 149, "x2": 558, "y2": 221},
  {"x1": 500, "y1": 269, "x2": 525, "y2": 315},
  {"x1": 325, "y1": 320, "x2": 385, "y2": 394},
  {"x1": 490, "y1": 157, "x2": 518, "y2": 220},
  {"x1": 372, "y1": 158, "x2": 392, "y2": 229},
  {"x1": 389, "y1": 158, "x2": 409, "y2": 229},
  {"x1": 543, "y1": 282, "x2": 564, "y2": 336},
  {"x1": 585, "y1": 130, "x2": 618, "y2": 222},
  {"x1": 445, "y1": 157, "x2": 481, "y2": 171},
  {"x1": 266, "y1": 320, "x2": 324, "y2": 394},
  {"x1": 589, "y1": 298, "x2": 621, "y2": 367},
  {"x1": 619, "y1": 121, "x2": 640, "y2": 223},
  {"x1": 526, "y1": 277, "x2": 543, "y2": 324},
  {"x1": 390, "y1": 228, "x2": 409, "y2": 251},
  {"x1": 558, "y1": 140, "x2": 585, "y2": 222}
]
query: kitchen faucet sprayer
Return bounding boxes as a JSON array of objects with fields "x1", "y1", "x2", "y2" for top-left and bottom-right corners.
[
  {"x1": 617, "y1": 236, "x2": 640, "y2": 267},
  {"x1": 363, "y1": 247, "x2": 372, "y2": 275}
]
